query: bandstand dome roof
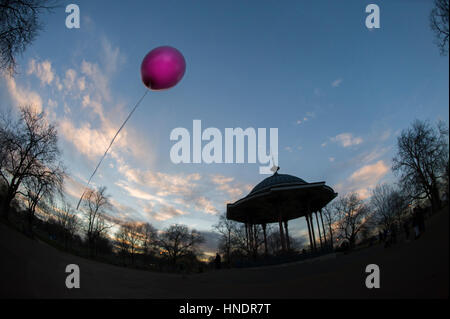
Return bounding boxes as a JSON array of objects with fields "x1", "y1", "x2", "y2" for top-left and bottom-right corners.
[
  {"x1": 249, "y1": 173, "x2": 308, "y2": 196},
  {"x1": 227, "y1": 171, "x2": 337, "y2": 224}
]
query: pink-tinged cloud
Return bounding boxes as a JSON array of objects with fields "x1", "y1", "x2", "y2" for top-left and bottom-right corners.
[
  {"x1": 335, "y1": 160, "x2": 390, "y2": 199},
  {"x1": 4, "y1": 76, "x2": 43, "y2": 113},
  {"x1": 331, "y1": 133, "x2": 363, "y2": 148},
  {"x1": 144, "y1": 203, "x2": 187, "y2": 221},
  {"x1": 349, "y1": 160, "x2": 389, "y2": 184},
  {"x1": 195, "y1": 197, "x2": 219, "y2": 215},
  {"x1": 27, "y1": 59, "x2": 55, "y2": 86}
]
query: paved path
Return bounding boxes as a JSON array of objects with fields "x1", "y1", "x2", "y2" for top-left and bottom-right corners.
[{"x1": 1, "y1": 208, "x2": 448, "y2": 298}]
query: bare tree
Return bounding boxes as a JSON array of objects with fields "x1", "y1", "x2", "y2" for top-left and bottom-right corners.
[
  {"x1": 334, "y1": 193, "x2": 370, "y2": 248},
  {"x1": 82, "y1": 186, "x2": 111, "y2": 256},
  {"x1": 248, "y1": 224, "x2": 266, "y2": 257},
  {"x1": 322, "y1": 205, "x2": 338, "y2": 249},
  {"x1": 392, "y1": 120, "x2": 448, "y2": 213},
  {"x1": 138, "y1": 222, "x2": 157, "y2": 257},
  {"x1": 430, "y1": 0, "x2": 449, "y2": 55},
  {"x1": 213, "y1": 213, "x2": 239, "y2": 264},
  {"x1": 127, "y1": 224, "x2": 140, "y2": 263},
  {"x1": 21, "y1": 163, "x2": 64, "y2": 234},
  {"x1": 0, "y1": 106, "x2": 62, "y2": 220},
  {"x1": 116, "y1": 225, "x2": 130, "y2": 264},
  {"x1": 55, "y1": 201, "x2": 79, "y2": 249},
  {"x1": 370, "y1": 184, "x2": 408, "y2": 231},
  {"x1": 267, "y1": 228, "x2": 282, "y2": 255},
  {"x1": 157, "y1": 224, "x2": 204, "y2": 266},
  {"x1": 266, "y1": 226, "x2": 297, "y2": 254},
  {"x1": 444, "y1": 158, "x2": 450, "y2": 202},
  {"x1": 0, "y1": 0, "x2": 56, "y2": 74}
]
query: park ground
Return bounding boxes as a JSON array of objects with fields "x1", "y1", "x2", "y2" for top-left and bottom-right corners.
[{"x1": 0, "y1": 206, "x2": 448, "y2": 298}]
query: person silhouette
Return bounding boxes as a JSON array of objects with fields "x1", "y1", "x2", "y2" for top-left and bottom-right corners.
[{"x1": 214, "y1": 253, "x2": 221, "y2": 270}]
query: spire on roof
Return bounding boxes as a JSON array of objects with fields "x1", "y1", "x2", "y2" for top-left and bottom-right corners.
[{"x1": 271, "y1": 165, "x2": 280, "y2": 174}]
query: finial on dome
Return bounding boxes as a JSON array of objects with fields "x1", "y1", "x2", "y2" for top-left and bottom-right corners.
[{"x1": 271, "y1": 165, "x2": 280, "y2": 174}]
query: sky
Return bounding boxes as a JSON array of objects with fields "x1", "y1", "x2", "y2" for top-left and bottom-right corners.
[{"x1": 0, "y1": 0, "x2": 448, "y2": 253}]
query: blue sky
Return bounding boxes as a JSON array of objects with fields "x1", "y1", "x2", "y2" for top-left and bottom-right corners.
[{"x1": 0, "y1": 0, "x2": 448, "y2": 251}]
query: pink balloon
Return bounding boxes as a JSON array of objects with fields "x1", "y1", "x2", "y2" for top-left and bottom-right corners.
[{"x1": 141, "y1": 46, "x2": 186, "y2": 90}]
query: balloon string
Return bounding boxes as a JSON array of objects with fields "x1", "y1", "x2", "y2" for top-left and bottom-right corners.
[{"x1": 76, "y1": 89, "x2": 149, "y2": 209}]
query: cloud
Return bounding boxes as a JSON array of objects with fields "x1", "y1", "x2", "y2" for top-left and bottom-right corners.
[
  {"x1": 379, "y1": 129, "x2": 391, "y2": 141},
  {"x1": 27, "y1": 59, "x2": 55, "y2": 85},
  {"x1": 116, "y1": 181, "x2": 166, "y2": 204},
  {"x1": 59, "y1": 119, "x2": 111, "y2": 159},
  {"x1": 114, "y1": 167, "x2": 248, "y2": 220},
  {"x1": 49, "y1": 50, "x2": 152, "y2": 165},
  {"x1": 80, "y1": 60, "x2": 111, "y2": 103},
  {"x1": 209, "y1": 174, "x2": 249, "y2": 201},
  {"x1": 360, "y1": 146, "x2": 390, "y2": 163},
  {"x1": 100, "y1": 37, "x2": 126, "y2": 75},
  {"x1": 330, "y1": 133, "x2": 363, "y2": 148},
  {"x1": 63, "y1": 69, "x2": 77, "y2": 90},
  {"x1": 335, "y1": 160, "x2": 390, "y2": 199},
  {"x1": 349, "y1": 160, "x2": 389, "y2": 185},
  {"x1": 210, "y1": 175, "x2": 234, "y2": 185},
  {"x1": 296, "y1": 112, "x2": 315, "y2": 125},
  {"x1": 63, "y1": 175, "x2": 86, "y2": 200},
  {"x1": 144, "y1": 203, "x2": 187, "y2": 221},
  {"x1": 194, "y1": 197, "x2": 219, "y2": 215},
  {"x1": 331, "y1": 78, "x2": 343, "y2": 88},
  {"x1": 4, "y1": 76, "x2": 43, "y2": 113},
  {"x1": 118, "y1": 164, "x2": 203, "y2": 199}
]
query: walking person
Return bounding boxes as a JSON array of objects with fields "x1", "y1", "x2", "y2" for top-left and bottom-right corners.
[{"x1": 214, "y1": 253, "x2": 221, "y2": 270}]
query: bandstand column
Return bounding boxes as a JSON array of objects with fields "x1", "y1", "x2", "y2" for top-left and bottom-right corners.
[
  {"x1": 309, "y1": 213, "x2": 317, "y2": 251},
  {"x1": 319, "y1": 209, "x2": 328, "y2": 247},
  {"x1": 305, "y1": 213, "x2": 314, "y2": 252},
  {"x1": 278, "y1": 213, "x2": 286, "y2": 252},
  {"x1": 283, "y1": 220, "x2": 290, "y2": 251},
  {"x1": 249, "y1": 223, "x2": 254, "y2": 251},
  {"x1": 315, "y1": 212, "x2": 323, "y2": 249},
  {"x1": 253, "y1": 224, "x2": 258, "y2": 253},
  {"x1": 245, "y1": 223, "x2": 249, "y2": 251},
  {"x1": 262, "y1": 223, "x2": 268, "y2": 255}
]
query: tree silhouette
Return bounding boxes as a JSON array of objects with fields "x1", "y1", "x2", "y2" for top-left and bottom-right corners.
[
  {"x1": 334, "y1": 193, "x2": 369, "y2": 248},
  {"x1": 370, "y1": 184, "x2": 408, "y2": 234},
  {"x1": 82, "y1": 186, "x2": 111, "y2": 256},
  {"x1": 157, "y1": 224, "x2": 204, "y2": 266},
  {"x1": 430, "y1": 0, "x2": 449, "y2": 55},
  {"x1": 392, "y1": 120, "x2": 448, "y2": 212},
  {"x1": 0, "y1": 106, "x2": 62, "y2": 220},
  {"x1": 322, "y1": 205, "x2": 338, "y2": 249},
  {"x1": 54, "y1": 201, "x2": 79, "y2": 249},
  {"x1": 0, "y1": 0, "x2": 56, "y2": 74}
]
